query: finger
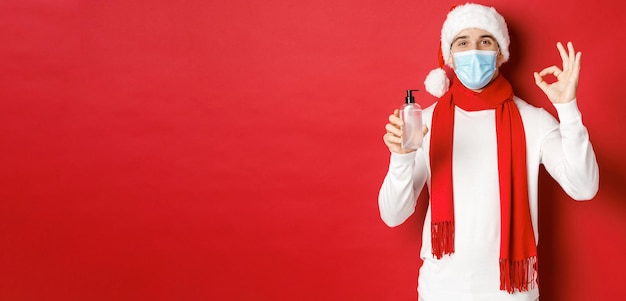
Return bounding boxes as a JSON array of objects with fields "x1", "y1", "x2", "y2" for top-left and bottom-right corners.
[
  {"x1": 567, "y1": 41, "x2": 576, "y2": 72},
  {"x1": 385, "y1": 123, "x2": 402, "y2": 137},
  {"x1": 383, "y1": 132, "x2": 402, "y2": 145},
  {"x1": 567, "y1": 51, "x2": 582, "y2": 84},
  {"x1": 534, "y1": 71, "x2": 549, "y2": 92},
  {"x1": 383, "y1": 133, "x2": 393, "y2": 146},
  {"x1": 389, "y1": 112, "x2": 403, "y2": 127},
  {"x1": 422, "y1": 125, "x2": 429, "y2": 136},
  {"x1": 557, "y1": 42, "x2": 569, "y2": 71},
  {"x1": 384, "y1": 135, "x2": 399, "y2": 152},
  {"x1": 537, "y1": 65, "x2": 562, "y2": 77}
]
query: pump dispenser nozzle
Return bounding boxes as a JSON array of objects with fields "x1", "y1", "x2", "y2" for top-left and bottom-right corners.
[{"x1": 405, "y1": 89, "x2": 419, "y2": 104}]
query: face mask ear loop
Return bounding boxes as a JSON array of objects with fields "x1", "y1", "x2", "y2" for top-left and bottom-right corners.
[
  {"x1": 495, "y1": 47, "x2": 502, "y2": 67},
  {"x1": 449, "y1": 50, "x2": 454, "y2": 66}
]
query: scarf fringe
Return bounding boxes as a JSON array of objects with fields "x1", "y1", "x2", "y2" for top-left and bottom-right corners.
[
  {"x1": 431, "y1": 221, "x2": 454, "y2": 259},
  {"x1": 499, "y1": 256, "x2": 538, "y2": 293}
]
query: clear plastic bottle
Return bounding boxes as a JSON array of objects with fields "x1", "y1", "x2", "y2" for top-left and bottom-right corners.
[{"x1": 401, "y1": 89, "x2": 423, "y2": 150}]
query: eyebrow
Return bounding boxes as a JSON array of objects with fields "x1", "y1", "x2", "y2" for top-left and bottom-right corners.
[{"x1": 452, "y1": 34, "x2": 496, "y2": 44}]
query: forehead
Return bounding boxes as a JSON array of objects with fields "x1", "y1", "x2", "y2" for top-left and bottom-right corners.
[{"x1": 453, "y1": 28, "x2": 495, "y2": 40}]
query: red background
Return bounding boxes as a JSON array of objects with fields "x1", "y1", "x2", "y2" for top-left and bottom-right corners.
[{"x1": 1, "y1": 0, "x2": 624, "y2": 300}]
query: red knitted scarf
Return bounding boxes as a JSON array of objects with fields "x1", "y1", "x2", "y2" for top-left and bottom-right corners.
[{"x1": 429, "y1": 74, "x2": 537, "y2": 293}]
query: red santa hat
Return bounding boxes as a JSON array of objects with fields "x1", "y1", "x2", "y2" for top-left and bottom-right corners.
[{"x1": 424, "y1": 3, "x2": 511, "y2": 97}]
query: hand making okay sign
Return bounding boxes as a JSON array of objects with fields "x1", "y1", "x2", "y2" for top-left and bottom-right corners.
[{"x1": 534, "y1": 41, "x2": 582, "y2": 104}]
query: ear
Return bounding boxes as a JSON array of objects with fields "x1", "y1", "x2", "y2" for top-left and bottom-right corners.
[
  {"x1": 496, "y1": 49, "x2": 505, "y2": 67},
  {"x1": 448, "y1": 52, "x2": 456, "y2": 68}
]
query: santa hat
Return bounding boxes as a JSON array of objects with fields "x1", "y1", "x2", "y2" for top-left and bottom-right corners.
[{"x1": 424, "y1": 3, "x2": 510, "y2": 97}]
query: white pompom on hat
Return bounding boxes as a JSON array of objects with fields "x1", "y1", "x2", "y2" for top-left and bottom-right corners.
[{"x1": 424, "y1": 3, "x2": 510, "y2": 98}]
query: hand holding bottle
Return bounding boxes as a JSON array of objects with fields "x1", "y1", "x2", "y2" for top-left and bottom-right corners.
[{"x1": 383, "y1": 109, "x2": 429, "y2": 154}]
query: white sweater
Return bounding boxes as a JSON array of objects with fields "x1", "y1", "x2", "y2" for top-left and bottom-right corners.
[{"x1": 378, "y1": 97, "x2": 599, "y2": 301}]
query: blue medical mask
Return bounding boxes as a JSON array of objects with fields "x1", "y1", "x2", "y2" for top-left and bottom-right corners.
[{"x1": 452, "y1": 50, "x2": 498, "y2": 90}]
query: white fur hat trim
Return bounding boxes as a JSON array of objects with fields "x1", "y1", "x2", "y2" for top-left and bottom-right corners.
[{"x1": 424, "y1": 67, "x2": 450, "y2": 98}]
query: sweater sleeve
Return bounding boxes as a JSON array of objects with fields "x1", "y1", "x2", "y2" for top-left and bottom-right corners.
[
  {"x1": 540, "y1": 99, "x2": 599, "y2": 200},
  {"x1": 378, "y1": 148, "x2": 429, "y2": 227}
]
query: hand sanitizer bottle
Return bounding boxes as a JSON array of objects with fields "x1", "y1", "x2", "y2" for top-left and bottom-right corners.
[{"x1": 401, "y1": 89, "x2": 423, "y2": 150}]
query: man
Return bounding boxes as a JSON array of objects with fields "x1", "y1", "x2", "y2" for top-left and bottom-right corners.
[{"x1": 378, "y1": 3, "x2": 599, "y2": 301}]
